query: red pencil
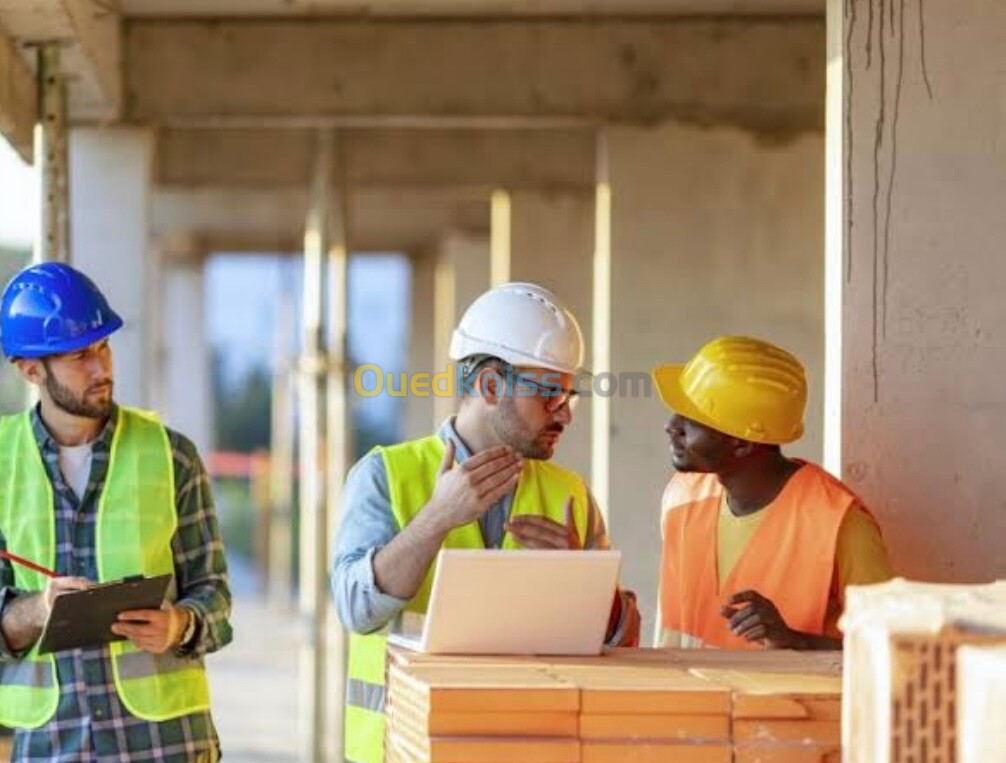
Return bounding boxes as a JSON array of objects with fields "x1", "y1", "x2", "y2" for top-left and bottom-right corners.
[{"x1": 0, "y1": 550, "x2": 59, "y2": 578}]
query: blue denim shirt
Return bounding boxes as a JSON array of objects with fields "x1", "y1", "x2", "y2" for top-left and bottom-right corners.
[{"x1": 331, "y1": 419, "x2": 611, "y2": 635}]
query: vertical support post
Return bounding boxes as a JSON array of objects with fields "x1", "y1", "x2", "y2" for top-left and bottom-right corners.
[
  {"x1": 591, "y1": 131, "x2": 612, "y2": 521},
  {"x1": 823, "y1": 0, "x2": 844, "y2": 476},
  {"x1": 299, "y1": 129, "x2": 331, "y2": 763},
  {"x1": 268, "y1": 261, "x2": 296, "y2": 609},
  {"x1": 325, "y1": 131, "x2": 350, "y2": 763},
  {"x1": 34, "y1": 44, "x2": 69, "y2": 263},
  {"x1": 490, "y1": 189, "x2": 511, "y2": 286}
]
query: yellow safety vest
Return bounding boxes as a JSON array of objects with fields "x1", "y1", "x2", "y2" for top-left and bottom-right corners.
[
  {"x1": 343, "y1": 435, "x2": 589, "y2": 763},
  {"x1": 0, "y1": 407, "x2": 211, "y2": 728}
]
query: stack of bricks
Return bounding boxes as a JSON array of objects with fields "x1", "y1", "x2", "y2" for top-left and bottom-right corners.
[
  {"x1": 956, "y1": 645, "x2": 1006, "y2": 763},
  {"x1": 841, "y1": 579, "x2": 1006, "y2": 763},
  {"x1": 384, "y1": 647, "x2": 841, "y2": 763}
]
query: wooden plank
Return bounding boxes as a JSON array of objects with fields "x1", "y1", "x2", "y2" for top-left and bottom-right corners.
[
  {"x1": 581, "y1": 742, "x2": 731, "y2": 763},
  {"x1": 734, "y1": 720, "x2": 840, "y2": 745},
  {"x1": 389, "y1": 664, "x2": 579, "y2": 714},
  {"x1": 545, "y1": 665, "x2": 729, "y2": 715},
  {"x1": 578, "y1": 713, "x2": 729, "y2": 742}
]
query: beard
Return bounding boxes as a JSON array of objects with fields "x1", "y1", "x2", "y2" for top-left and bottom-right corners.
[
  {"x1": 44, "y1": 372, "x2": 114, "y2": 419},
  {"x1": 491, "y1": 396, "x2": 563, "y2": 460}
]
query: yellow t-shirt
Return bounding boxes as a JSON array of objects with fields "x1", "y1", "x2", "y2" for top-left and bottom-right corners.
[{"x1": 656, "y1": 494, "x2": 894, "y2": 647}]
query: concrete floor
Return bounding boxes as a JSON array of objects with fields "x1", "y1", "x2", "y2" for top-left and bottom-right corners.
[{"x1": 210, "y1": 555, "x2": 300, "y2": 763}]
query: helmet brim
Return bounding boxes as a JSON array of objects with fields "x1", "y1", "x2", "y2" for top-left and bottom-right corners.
[
  {"x1": 6, "y1": 315, "x2": 123, "y2": 359},
  {"x1": 651, "y1": 362, "x2": 804, "y2": 444},
  {"x1": 652, "y1": 364, "x2": 713, "y2": 425}
]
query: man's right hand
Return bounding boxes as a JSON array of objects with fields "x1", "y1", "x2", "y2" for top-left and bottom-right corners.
[
  {"x1": 40, "y1": 576, "x2": 91, "y2": 625},
  {"x1": 1, "y1": 575, "x2": 90, "y2": 654},
  {"x1": 424, "y1": 440, "x2": 523, "y2": 532}
]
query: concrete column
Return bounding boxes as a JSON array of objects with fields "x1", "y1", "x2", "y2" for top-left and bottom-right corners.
[
  {"x1": 432, "y1": 231, "x2": 491, "y2": 426},
  {"x1": 405, "y1": 250, "x2": 437, "y2": 439},
  {"x1": 605, "y1": 121, "x2": 825, "y2": 636},
  {"x1": 69, "y1": 127, "x2": 155, "y2": 408},
  {"x1": 510, "y1": 189, "x2": 595, "y2": 482},
  {"x1": 835, "y1": 0, "x2": 1006, "y2": 582},
  {"x1": 160, "y1": 260, "x2": 214, "y2": 456}
]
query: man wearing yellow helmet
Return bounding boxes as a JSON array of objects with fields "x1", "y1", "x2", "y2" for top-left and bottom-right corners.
[{"x1": 652, "y1": 336, "x2": 893, "y2": 650}]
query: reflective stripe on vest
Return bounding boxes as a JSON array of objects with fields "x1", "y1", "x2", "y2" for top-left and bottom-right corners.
[
  {"x1": 659, "y1": 462, "x2": 859, "y2": 649},
  {"x1": 0, "y1": 659, "x2": 57, "y2": 688},
  {"x1": 0, "y1": 408, "x2": 211, "y2": 728},
  {"x1": 343, "y1": 435, "x2": 589, "y2": 763},
  {"x1": 346, "y1": 677, "x2": 386, "y2": 711}
]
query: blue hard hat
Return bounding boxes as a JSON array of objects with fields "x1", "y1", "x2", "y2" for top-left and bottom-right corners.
[{"x1": 0, "y1": 263, "x2": 123, "y2": 359}]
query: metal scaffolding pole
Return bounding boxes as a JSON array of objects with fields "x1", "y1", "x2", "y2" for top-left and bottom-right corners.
[
  {"x1": 325, "y1": 133, "x2": 351, "y2": 763},
  {"x1": 299, "y1": 129, "x2": 332, "y2": 763},
  {"x1": 34, "y1": 43, "x2": 70, "y2": 263}
]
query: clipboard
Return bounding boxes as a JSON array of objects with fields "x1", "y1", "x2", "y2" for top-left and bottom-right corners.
[{"x1": 37, "y1": 574, "x2": 173, "y2": 655}]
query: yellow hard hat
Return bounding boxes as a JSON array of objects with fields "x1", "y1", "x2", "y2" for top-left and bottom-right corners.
[{"x1": 651, "y1": 336, "x2": 807, "y2": 445}]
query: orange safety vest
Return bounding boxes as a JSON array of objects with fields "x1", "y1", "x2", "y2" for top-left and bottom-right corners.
[{"x1": 660, "y1": 461, "x2": 861, "y2": 650}]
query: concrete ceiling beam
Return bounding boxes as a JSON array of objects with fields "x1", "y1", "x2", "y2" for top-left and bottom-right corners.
[
  {"x1": 0, "y1": 22, "x2": 36, "y2": 162},
  {"x1": 60, "y1": 0, "x2": 123, "y2": 119},
  {"x1": 126, "y1": 17, "x2": 824, "y2": 136},
  {"x1": 152, "y1": 185, "x2": 491, "y2": 256},
  {"x1": 156, "y1": 127, "x2": 597, "y2": 190},
  {"x1": 0, "y1": 0, "x2": 121, "y2": 122}
]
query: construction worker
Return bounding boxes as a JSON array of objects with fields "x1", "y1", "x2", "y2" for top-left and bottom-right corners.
[
  {"x1": 652, "y1": 336, "x2": 893, "y2": 651},
  {"x1": 333, "y1": 282, "x2": 641, "y2": 763},
  {"x1": 0, "y1": 263, "x2": 232, "y2": 762}
]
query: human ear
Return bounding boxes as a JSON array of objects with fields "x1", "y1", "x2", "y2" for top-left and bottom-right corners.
[{"x1": 14, "y1": 358, "x2": 45, "y2": 386}]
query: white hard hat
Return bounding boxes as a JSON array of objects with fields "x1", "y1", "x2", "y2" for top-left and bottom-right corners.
[{"x1": 449, "y1": 282, "x2": 584, "y2": 375}]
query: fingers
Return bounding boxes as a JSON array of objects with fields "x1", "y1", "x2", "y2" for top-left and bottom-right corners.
[
  {"x1": 728, "y1": 608, "x2": 764, "y2": 636},
  {"x1": 438, "y1": 439, "x2": 456, "y2": 476},
  {"x1": 51, "y1": 576, "x2": 91, "y2": 593},
  {"x1": 112, "y1": 609, "x2": 173, "y2": 654},
  {"x1": 506, "y1": 516, "x2": 570, "y2": 549},
  {"x1": 461, "y1": 445, "x2": 515, "y2": 472},
  {"x1": 468, "y1": 451, "x2": 522, "y2": 488},
  {"x1": 477, "y1": 468, "x2": 522, "y2": 503},
  {"x1": 117, "y1": 609, "x2": 161, "y2": 623},
  {"x1": 726, "y1": 589, "x2": 764, "y2": 607}
]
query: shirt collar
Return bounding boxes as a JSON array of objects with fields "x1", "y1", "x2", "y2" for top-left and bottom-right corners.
[
  {"x1": 30, "y1": 403, "x2": 119, "y2": 453},
  {"x1": 437, "y1": 416, "x2": 474, "y2": 463}
]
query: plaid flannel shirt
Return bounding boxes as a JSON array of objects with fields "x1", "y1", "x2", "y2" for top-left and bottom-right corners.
[{"x1": 0, "y1": 405, "x2": 233, "y2": 762}]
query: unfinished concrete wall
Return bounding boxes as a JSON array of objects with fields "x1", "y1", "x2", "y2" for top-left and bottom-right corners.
[
  {"x1": 838, "y1": 0, "x2": 1006, "y2": 583},
  {"x1": 70, "y1": 127, "x2": 155, "y2": 409},
  {"x1": 606, "y1": 122, "x2": 825, "y2": 635},
  {"x1": 510, "y1": 189, "x2": 595, "y2": 483}
]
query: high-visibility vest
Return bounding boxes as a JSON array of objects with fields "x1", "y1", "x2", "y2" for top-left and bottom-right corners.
[
  {"x1": 660, "y1": 462, "x2": 860, "y2": 650},
  {"x1": 343, "y1": 435, "x2": 589, "y2": 763},
  {"x1": 0, "y1": 407, "x2": 211, "y2": 728}
]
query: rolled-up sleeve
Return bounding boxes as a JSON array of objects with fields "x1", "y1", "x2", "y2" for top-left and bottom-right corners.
[
  {"x1": 0, "y1": 529, "x2": 26, "y2": 660},
  {"x1": 331, "y1": 450, "x2": 408, "y2": 634},
  {"x1": 169, "y1": 432, "x2": 233, "y2": 659}
]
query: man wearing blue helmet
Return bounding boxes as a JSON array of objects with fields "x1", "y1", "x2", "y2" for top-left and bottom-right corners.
[{"x1": 0, "y1": 263, "x2": 232, "y2": 762}]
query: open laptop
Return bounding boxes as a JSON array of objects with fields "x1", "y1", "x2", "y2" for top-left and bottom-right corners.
[{"x1": 387, "y1": 549, "x2": 622, "y2": 656}]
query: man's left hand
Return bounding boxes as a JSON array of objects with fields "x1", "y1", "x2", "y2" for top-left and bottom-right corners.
[
  {"x1": 112, "y1": 605, "x2": 191, "y2": 654},
  {"x1": 505, "y1": 496, "x2": 581, "y2": 550},
  {"x1": 721, "y1": 590, "x2": 798, "y2": 649}
]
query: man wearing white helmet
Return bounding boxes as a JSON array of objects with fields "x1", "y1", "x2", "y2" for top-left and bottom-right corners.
[{"x1": 332, "y1": 282, "x2": 640, "y2": 763}]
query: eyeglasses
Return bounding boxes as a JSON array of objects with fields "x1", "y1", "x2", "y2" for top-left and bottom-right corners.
[{"x1": 542, "y1": 387, "x2": 580, "y2": 413}]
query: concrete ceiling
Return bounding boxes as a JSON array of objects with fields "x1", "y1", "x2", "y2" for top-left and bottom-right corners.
[{"x1": 121, "y1": 0, "x2": 824, "y2": 17}]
